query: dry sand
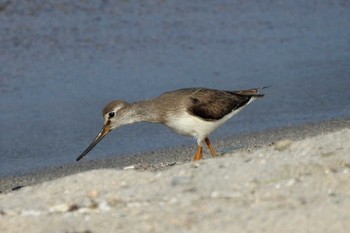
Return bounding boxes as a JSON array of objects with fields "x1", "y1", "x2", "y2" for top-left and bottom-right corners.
[{"x1": 1, "y1": 128, "x2": 350, "y2": 233}]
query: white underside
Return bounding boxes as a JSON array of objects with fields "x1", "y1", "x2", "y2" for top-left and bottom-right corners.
[{"x1": 165, "y1": 98, "x2": 256, "y2": 145}]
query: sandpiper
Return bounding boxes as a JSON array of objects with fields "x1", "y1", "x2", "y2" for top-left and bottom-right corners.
[{"x1": 76, "y1": 87, "x2": 268, "y2": 161}]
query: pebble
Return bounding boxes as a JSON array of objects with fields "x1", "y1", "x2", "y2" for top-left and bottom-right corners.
[
  {"x1": 21, "y1": 209, "x2": 42, "y2": 216},
  {"x1": 87, "y1": 190, "x2": 99, "y2": 199},
  {"x1": 123, "y1": 165, "x2": 135, "y2": 170},
  {"x1": 210, "y1": 191, "x2": 241, "y2": 199},
  {"x1": 49, "y1": 203, "x2": 69, "y2": 213},
  {"x1": 99, "y1": 201, "x2": 111, "y2": 211},
  {"x1": 171, "y1": 176, "x2": 192, "y2": 186},
  {"x1": 274, "y1": 139, "x2": 293, "y2": 151}
]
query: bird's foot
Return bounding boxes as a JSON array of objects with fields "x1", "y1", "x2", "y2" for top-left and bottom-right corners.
[
  {"x1": 193, "y1": 146, "x2": 203, "y2": 161},
  {"x1": 205, "y1": 137, "x2": 217, "y2": 158}
]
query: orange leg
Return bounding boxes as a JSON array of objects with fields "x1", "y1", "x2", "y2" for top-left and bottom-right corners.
[
  {"x1": 205, "y1": 137, "x2": 217, "y2": 158},
  {"x1": 193, "y1": 145, "x2": 203, "y2": 161}
]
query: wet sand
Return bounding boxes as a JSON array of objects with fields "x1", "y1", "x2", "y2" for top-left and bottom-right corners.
[{"x1": 1, "y1": 119, "x2": 350, "y2": 232}]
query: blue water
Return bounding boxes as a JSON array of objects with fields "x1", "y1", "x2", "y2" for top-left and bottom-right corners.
[{"x1": 1, "y1": 0, "x2": 350, "y2": 177}]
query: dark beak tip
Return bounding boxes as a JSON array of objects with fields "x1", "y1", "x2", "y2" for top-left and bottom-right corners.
[
  {"x1": 76, "y1": 126, "x2": 112, "y2": 161},
  {"x1": 76, "y1": 126, "x2": 110, "y2": 162},
  {"x1": 76, "y1": 152, "x2": 89, "y2": 162}
]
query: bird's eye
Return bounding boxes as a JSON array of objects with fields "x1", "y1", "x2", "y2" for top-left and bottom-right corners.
[{"x1": 108, "y1": 112, "x2": 115, "y2": 118}]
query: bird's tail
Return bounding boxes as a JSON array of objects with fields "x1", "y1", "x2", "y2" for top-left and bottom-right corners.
[{"x1": 232, "y1": 85, "x2": 271, "y2": 97}]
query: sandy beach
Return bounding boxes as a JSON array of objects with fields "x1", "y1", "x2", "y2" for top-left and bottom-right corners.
[{"x1": 1, "y1": 122, "x2": 349, "y2": 233}]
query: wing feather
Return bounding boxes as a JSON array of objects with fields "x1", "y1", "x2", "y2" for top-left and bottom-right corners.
[{"x1": 187, "y1": 89, "x2": 260, "y2": 121}]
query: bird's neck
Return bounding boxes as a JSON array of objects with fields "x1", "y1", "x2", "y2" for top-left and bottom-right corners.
[{"x1": 126, "y1": 100, "x2": 162, "y2": 124}]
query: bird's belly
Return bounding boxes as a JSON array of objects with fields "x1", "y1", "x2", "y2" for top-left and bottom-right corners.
[{"x1": 164, "y1": 113, "x2": 226, "y2": 141}]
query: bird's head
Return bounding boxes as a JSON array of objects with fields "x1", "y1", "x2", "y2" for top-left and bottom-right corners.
[{"x1": 76, "y1": 100, "x2": 130, "y2": 161}]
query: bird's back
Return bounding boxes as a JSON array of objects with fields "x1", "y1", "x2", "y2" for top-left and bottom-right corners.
[{"x1": 159, "y1": 87, "x2": 264, "y2": 121}]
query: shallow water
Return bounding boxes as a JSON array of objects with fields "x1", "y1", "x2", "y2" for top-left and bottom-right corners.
[{"x1": 1, "y1": 0, "x2": 350, "y2": 177}]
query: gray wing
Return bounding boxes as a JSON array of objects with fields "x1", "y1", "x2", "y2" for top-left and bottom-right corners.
[{"x1": 187, "y1": 88, "x2": 263, "y2": 121}]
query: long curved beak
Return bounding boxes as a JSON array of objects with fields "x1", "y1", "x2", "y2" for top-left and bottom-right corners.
[{"x1": 76, "y1": 125, "x2": 112, "y2": 161}]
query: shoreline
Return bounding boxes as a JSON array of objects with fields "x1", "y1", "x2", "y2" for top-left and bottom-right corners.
[{"x1": 1, "y1": 117, "x2": 349, "y2": 193}]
